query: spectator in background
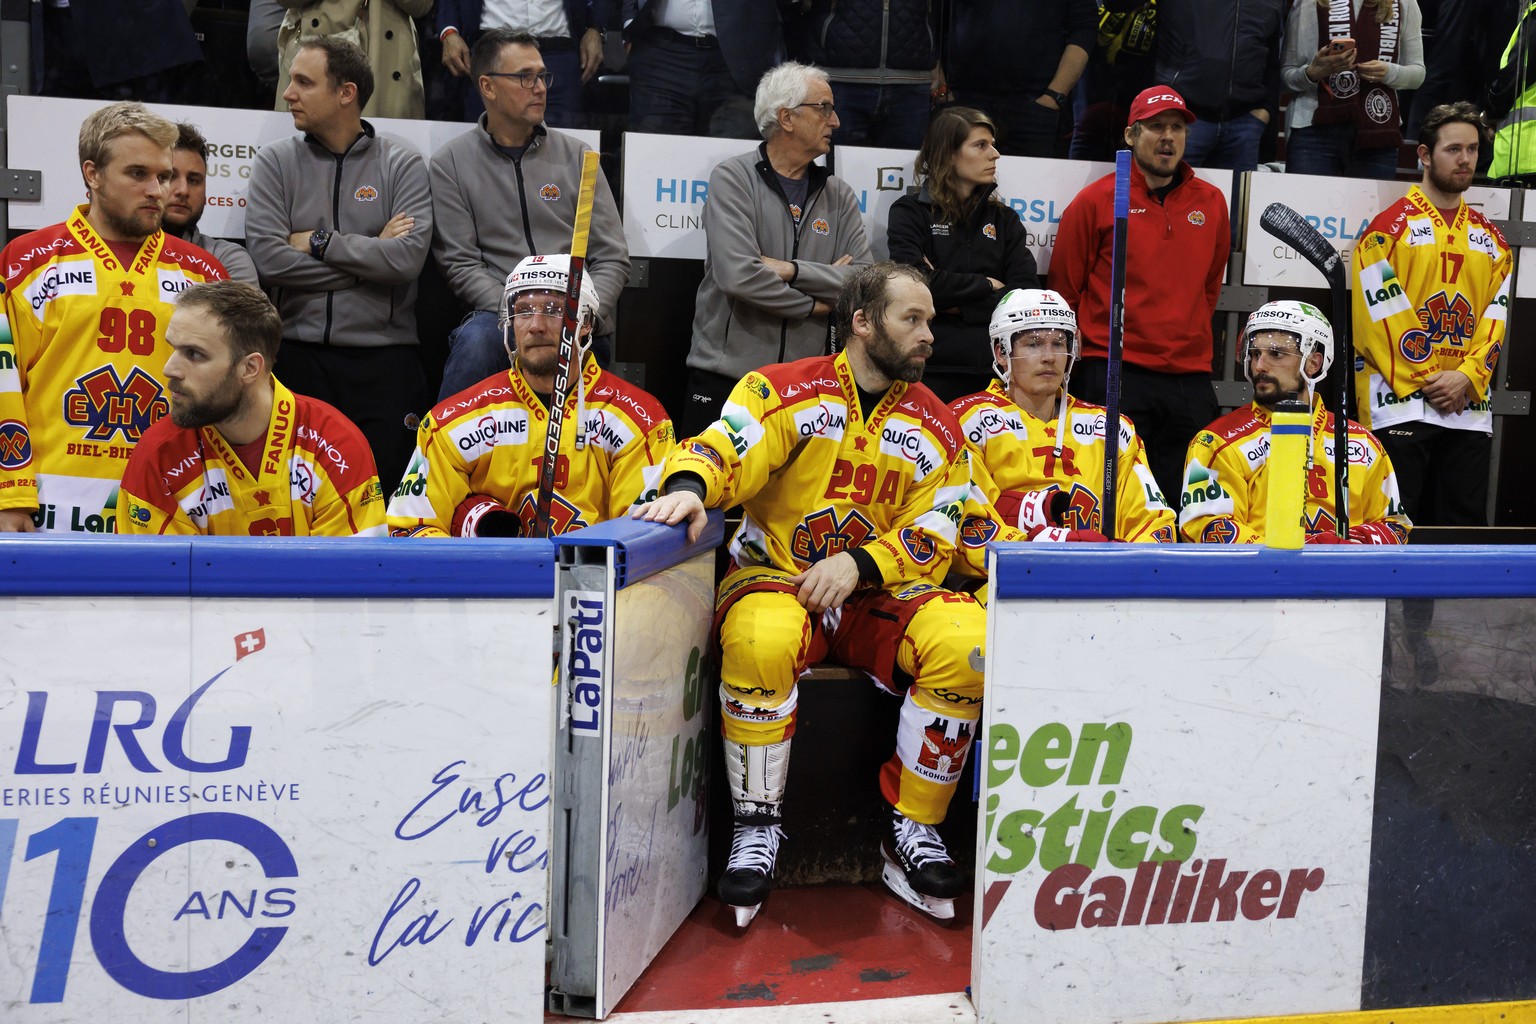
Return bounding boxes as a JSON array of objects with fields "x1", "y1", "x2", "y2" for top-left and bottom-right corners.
[
  {"x1": 248, "y1": 36, "x2": 433, "y2": 492},
  {"x1": 437, "y1": 0, "x2": 604, "y2": 125},
  {"x1": 1281, "y1": 0, "x2": 1425, "y2": 179},
  {"x1": 942, "y1": 0, "x2": 1096, "y2": 158},
  {"x1": 275, "y1": 0, "x2": 431, "y2": 119},
  {"x1": 248, "y1": 0, "x2": 287, "y2": 93},
  {"x1": 618, "y1": 0, "x2": 786, "y2": 139},
  {"x1": 1410, "y1": 0, "x2": 1517, "y2": 144},
  {"x1": 163, "y1": 123, "x2": 260, "y2": 286},
  {"x1": 120, "y1": 281, "x2": 386, "y2": 537},
  {"x1": 887, "y1": 107, "x2": 1039, "y2": 402},
  {"x1": 32, "y1": 0, "x2": 203, "y2": 103},
  {"x1": 429, "y1": 29, "x2": 629, "y2": 401},
  {"x1": 1154, "y1": 0, "x2": 1286, "y2": 172},
  {"x1": 1052, "y1": 86, "x2": 1230, "y2": 505},
  {"x1": 1486, "y1": 0, "x2": 1536, "y2": 181},
  {"x1": 1069, "y1": 0, "x2": 1158, "y2": 160},
  {"x1": 791, "y1": 0, "x2": 939, "y2": 149},
  {"x1": 683, "y1": 61, "x2": 871, "y2": 436}
]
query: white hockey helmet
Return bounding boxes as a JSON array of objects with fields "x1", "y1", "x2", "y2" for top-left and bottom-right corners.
[
  {"x1": 988, "y1": 288, "x2": 1080, "y2": 386},
  {"x1": 1242, "y1": 299, "x2": 1333, "y2": 392},
  {"x1": 498, "y1": 253, "x2": 601, "y2": 344}
]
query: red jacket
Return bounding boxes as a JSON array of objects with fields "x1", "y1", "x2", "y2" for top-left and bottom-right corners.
[{"x1": 1050, "y1": 162, "x2": 1230, "y2": 375}]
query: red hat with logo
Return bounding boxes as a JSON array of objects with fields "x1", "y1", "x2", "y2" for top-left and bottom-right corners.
[{"x1": 1127, "y1": 87, "x2": 1196, "y2": 128}]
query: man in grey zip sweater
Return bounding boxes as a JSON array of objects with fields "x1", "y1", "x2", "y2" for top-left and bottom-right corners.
[
  {"x1": 684, "y1": 61, "x2": 871, "y2": 436},
  {"x1": 429, "y1": 28, "x2": 629, "y2": 401},
  {"x1": 247, "y1": 35, "x2": 433, "y2": 493}
]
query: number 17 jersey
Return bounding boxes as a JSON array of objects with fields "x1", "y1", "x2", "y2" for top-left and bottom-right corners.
[{"x1": 0, "y1": 206, "x2": 227, "y2": 532}]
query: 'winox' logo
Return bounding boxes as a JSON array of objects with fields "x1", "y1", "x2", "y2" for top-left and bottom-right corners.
[{"x1": 62, "y1": 365, "x2": 168, "y2": 442}]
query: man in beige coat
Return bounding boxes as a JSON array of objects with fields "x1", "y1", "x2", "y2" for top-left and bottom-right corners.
[{"x1": 274, "y1": 0, "x2": 431, "y2": 119}]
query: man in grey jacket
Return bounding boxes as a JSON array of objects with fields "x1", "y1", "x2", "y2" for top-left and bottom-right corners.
[
  {"x1": 429, "y1": 28, "x2": 630, "y2": 400},
  {"x1": 247, "y1": 35, "x2": 434, "y2": 492},
  {"x1": 683, "y1": 60, "x2": 871, "y2": 436},
  {"x1": 165, "y1": 123, "x2": 259, "y2": 286}
]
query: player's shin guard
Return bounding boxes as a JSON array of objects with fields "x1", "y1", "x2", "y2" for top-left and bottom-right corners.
[{"x1": 718, "y1": 690, "x2": 794, "y2": 927}]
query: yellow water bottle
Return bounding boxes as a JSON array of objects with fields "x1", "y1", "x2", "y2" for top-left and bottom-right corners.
[{"x1": 1265, "y1": 398, "x2": 1309, "y2": 549}]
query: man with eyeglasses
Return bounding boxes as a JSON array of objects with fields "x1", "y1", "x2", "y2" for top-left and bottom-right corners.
[
  {"x1": 430, "y1": 27, "x2": 630, "y2": 402},
  {"x1": 684, "y1": 61, "x2": 871, "y2": 436},
  {"x1": 1179, "y1": 300, "x2": 1409, "y2": 545},
  {"x1": 387, "y1": 254, "x2": 673, "y2": 537},
  {"x1": 436, "y1": 0, "x2": 605, "y2": 125},
  {"x1": 950, "y1": 289, "x2": 1174, "y2": 569},
  {"x1": 247, "y1": 35, "x2": 433, "y2": 495},
  {"x1": 1051, "y1": 86, "x2": 1230, "y2": 508}
]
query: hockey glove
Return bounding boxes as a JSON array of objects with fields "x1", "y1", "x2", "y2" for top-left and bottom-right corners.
[
  {"x1": 1347, "y1": 522, "x2": 1403, "y2": 545},
  {"x1": 1027, "y1": 525, "x2": 1110, "y2": 543},
  {"x1": 1000, "y1": 488, "x2": 1071, "y2": 531},
  {"x1": 452, "y1": 495, "x2": 521, "y2": 537}
]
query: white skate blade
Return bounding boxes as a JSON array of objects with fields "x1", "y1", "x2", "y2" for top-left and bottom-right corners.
[
  {"x1": 880, "y1": 859, "x2": 956, "y2": 920},
  {"x1": 731, "y1": 903, "x2": 762, "y2": 928}
]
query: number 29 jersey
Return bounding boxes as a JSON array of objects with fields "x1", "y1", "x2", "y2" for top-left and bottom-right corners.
[{"x1": 0, "y1": 206, "x2": 227, "y2": 532}]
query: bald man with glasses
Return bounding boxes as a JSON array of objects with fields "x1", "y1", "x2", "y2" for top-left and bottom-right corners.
[{"x1": 429, "y1": 28, "x2": 630, "y2": 401}]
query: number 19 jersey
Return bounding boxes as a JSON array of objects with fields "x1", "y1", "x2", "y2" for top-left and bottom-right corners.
[{"x1": 0, "y1": 206, "x2": 227, "y2": 532}]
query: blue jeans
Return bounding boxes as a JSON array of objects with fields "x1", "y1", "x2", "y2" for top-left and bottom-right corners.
[
  {"x1": 1183, "y1": 113, "x2": 1267, "y2": 172},
  {"x1": 628, "y1": 33, "x2": 757, "y2": 138},
  {"x1": 1284, "y1": 122, "x2": 1399, "y2": 181},
  {"x1": 954, "y1": 87, "x2": 1063, "y2": 157},
  {"x1": 438, "y1": 310, "x2": 509, "y2": 401},
  {"x1": 831, "y1": 82, "x2": 930, "y2": 150}
]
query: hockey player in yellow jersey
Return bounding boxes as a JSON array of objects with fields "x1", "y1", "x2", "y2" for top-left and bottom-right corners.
[
  {"x1": 0, "y1": 101, "x2": 228, "y2": 534},
  {"x1": 386, "y1": 254, "x2": 674, "y2": 537},
  {"x1": 1182, "y1": 301, "x2": 1410, "y2": 545},
  {"x1": 951, "y1": 289, "x2": 1174, "y2": 570},
  {"x1": 636, "y1": 262, "x2": 985, "y2": 927},
  {"x1": 1351, "y1": 102, "x2": 1512, "y2": 528},
  {"x1": 120, "y1": 282, "x2": 385, "y2": 536}
]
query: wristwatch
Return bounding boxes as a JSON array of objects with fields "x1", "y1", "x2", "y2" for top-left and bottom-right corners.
[
  {"x1": 309, "y1": 229, "x2": 332, "y2": 260},
  {"x1": 1041, "y1": 89, "x2": 1069, "y2": 108}
]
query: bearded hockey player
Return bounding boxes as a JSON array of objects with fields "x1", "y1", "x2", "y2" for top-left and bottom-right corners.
[
  {"x1": 1181, "y1": 300, "x2": 1410, "y2": 544},
  {"x1": 635, "y1": 262, "x2": 985, "y2": 926}
]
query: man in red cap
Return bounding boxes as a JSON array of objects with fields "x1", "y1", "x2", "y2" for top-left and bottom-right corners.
[{"x1": 1049, "y1": 85, "x2": 1231, "y2": 505}]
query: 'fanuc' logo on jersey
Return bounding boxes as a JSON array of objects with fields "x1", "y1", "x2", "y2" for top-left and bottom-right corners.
[
  {"x1": 539, "y1": 183, "x2": 561, "y2": 201},
  {"x1": 792, "y1": 506, "x2": 875, "y2": 562},
  {"x1": 62, "y1": 365, "x2": 168, "y2": 442},
  {"x1": 354, "y1": 185, "x2": 379, "y2": 202}
]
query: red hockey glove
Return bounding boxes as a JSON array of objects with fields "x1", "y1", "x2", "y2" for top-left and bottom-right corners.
[
  {"x1": 1347, "y1": 521, "x2": 1403, "y2": 545},
  {"x1": 451, "y1": 495, "x2": 521, "y2": 537},
  {"x1": 1303, "y1": 530, "x2": 1347, "y2": 544},
  {"x1": 1000, "y1": 487, "x2": 1070, "y2": 531},
  {"x1": 1027, "y1": 525, "x2": 1110, "y2": 543}
]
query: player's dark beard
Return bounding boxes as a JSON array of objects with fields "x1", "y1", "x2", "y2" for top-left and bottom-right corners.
[
  {"x1": 1427, "y1": 159, "x2": 1471, "y2": 196},
  {"x1": 171, "y1": 369, "x2": 244, "y2": 429},
  {"x1": 1251, "y1": 373, "x2": 1301, "y2": 409},
  {"x1": 865, "y1": 320, "x2": 928, "y2": 384}
]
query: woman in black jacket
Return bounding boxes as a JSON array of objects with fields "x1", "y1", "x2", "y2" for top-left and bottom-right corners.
[{"x1": 887, "y1": 107, "x2": 1039, "y2": 402}]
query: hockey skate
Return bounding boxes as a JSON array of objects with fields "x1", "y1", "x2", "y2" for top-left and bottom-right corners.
[
  {"x1": 880, "y1": 808, "x2": 964, "y2": 920},
  {"x1": 719, "y1": 737, "x2": 790, "y2": 927},
  {"x1": 718, "y1": 821, "x2": 785, "y2": 927}
]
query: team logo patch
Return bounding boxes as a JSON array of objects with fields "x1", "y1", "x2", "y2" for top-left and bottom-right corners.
[
  {"x1": 62, "y1": 365, "x2": 168, "y2": 443},
  {"x1": 960, "y1": 514, "x2": 998, "y2": 548},
  {"x1": 1150, "y1": 525, "x2": 1175, "y2": 544},
  {"x1": 899, "y1": 527, "x2": 938, "y2": 565},
  {"x1": 0, "y1": 420, "x2": 30, "y2": 468},
  {"x1": 515, "y1": 491, "x2": 587, "y2": 536},
  {"x1": 789, "y1": 203, "x2": 802, "y2": 221},
  {"x1": 1421, "y1": 291, "x2": 1476, "y2": 347},
  {"x1": 539, "y1": 183, "x2": 561, "y2": 201},
  {"x1": 354, "y1": 185, "x2": 379, "y2": 202},
  {"x1": 687, "y1": 441, "x2": 725, "y2": 470},
  {"x1": 119, "y1": 282, "x2": 135, "y2": 296},
  {"x1": 1486, "y1": 342, "x2": 1502, "y2": 372},
  {"x1": 982, "y1": 222, "x2": 997, "y2": 240},
  {"x1": 1398, "y1": 329, "x2": 1433, "y2": 364},
  {"x1": 792, "y1": 506, "x2": 875, "y2": 563},
  {"x1": 1187, "y1": 210, "x2": 1206, "y2": 227},
  {"x1": 743, "y1": 373, "x2": 771, "y2": 400},
  {"x1": 1364, "y1": 87, "x2": 1393, "y2": 124},
  {"x1": 811, "y1": 218, "x2": 830, "y2": 236},
  {"x1": 915, "y1": 718, "x2": 972, "y2": 782},
  {"x1": 1201, "y1": 518, "x2": 1239, "y2": 544},
  {"x1": 128, "y1": 501, "x2": 152, "y2": 524}
]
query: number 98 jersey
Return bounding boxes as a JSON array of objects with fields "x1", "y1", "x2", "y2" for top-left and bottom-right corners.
[{"x1": 0, "y1": 206, "x2": 227, "y2": 532}]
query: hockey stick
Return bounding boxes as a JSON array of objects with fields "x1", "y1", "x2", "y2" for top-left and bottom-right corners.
[
  {"x1": 1100, "y1": 149, "x2": 1131, "y2": 541},
  {"x1": 533, "y1": 149, "x2": 600, "y2": 538},
  {"x1": 1258, "y1": 201, "x2": 1351, "y2": 537}
]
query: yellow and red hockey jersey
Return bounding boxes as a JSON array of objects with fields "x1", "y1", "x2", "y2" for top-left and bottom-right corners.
[
  {"x1": 1179, "y1": 397, "x2": 1411, "y2": 544},
  {"x1": 663, "y1": 352, "x2": 971, "y2": 588},
  {"x1": 951, "y1": 381, "x2": 1175, "y2": 554},
  {"x1": 0, "y1": 206, "x2": 227, "y2": 532},
  {"x1": 386, "y1": 354, "x2": 675, "y2": 537},
  {"x1": 1351, "y1": 185, "x2": 1512, "y2": 433},
  {"x1": 119, "y1": 379, "x2": 386, "y2": 536}
]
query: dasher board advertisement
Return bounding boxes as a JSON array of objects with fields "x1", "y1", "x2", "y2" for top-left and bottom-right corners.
[
  {"x1": 975, "y1": 596, "x2": 1383, "y2": 1024},
  {"x1": 1, "y1": 595, "x2": 552, "y2": 1023}
]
